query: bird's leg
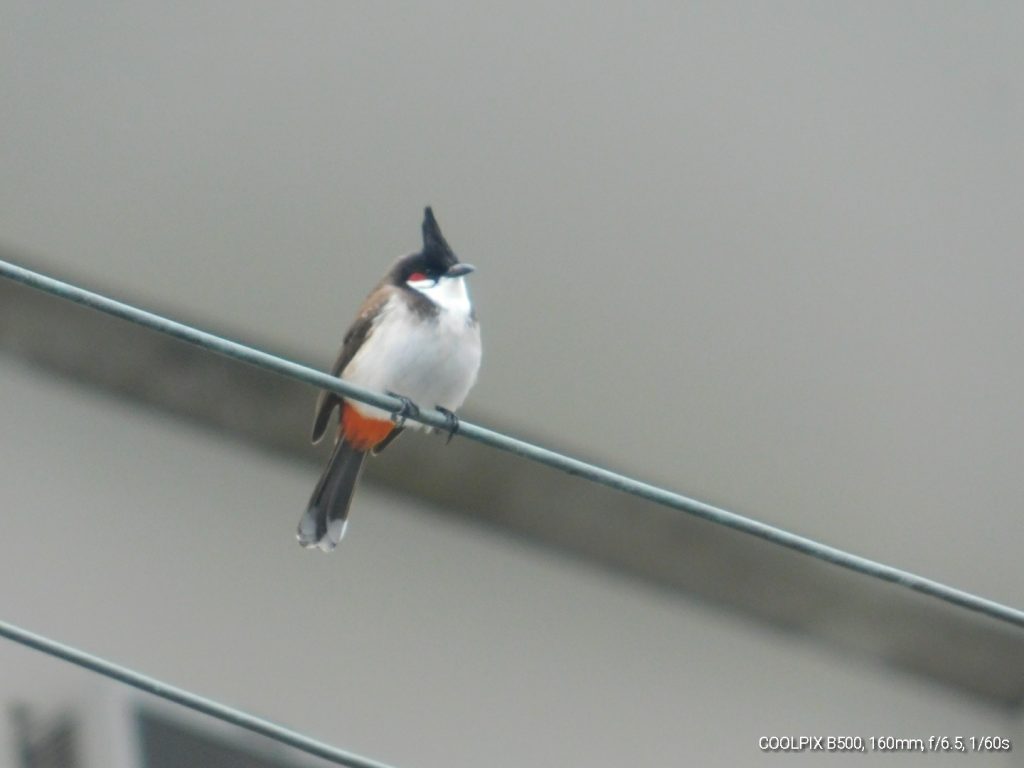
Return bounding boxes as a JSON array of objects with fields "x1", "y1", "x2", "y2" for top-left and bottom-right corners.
[
  {"x1": 387, "y1": 391, "x2": 420, "y2": 428},
  {"x1": 435, "y1": 406, "x2": 460, "y2": 444}
]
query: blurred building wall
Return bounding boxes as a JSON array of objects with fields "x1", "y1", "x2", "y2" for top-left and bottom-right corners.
[{"x1": 0, "y1": 359, "x2": 1016, "y2": 767}]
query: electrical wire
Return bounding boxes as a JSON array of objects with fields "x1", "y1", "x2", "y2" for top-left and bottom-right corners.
[
  {"x1": 2, "y1": 256, "x2": 1023, "y2": 635},
  {"x1": 0, "y1": 618, "x2": 397, "y2": 768}
]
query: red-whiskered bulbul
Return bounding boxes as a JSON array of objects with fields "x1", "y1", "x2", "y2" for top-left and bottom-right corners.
[{"x1": 297, "y1": 207, "x2": 482, "y2": 550}]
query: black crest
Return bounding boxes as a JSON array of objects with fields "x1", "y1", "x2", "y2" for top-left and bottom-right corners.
[{"x1": 421, "y1": 207, "x2": 459, "y2": 271}]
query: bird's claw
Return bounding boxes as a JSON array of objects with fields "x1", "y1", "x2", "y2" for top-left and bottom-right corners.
[
  {"x1": 436, "y1": 406, "x2": 460, "y2": 444},
  {"x1": 387, "y1": 392, "x2": 420, "y2": 428}
]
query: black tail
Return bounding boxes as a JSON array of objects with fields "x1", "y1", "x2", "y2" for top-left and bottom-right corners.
[{"x1": 297, "y1": 439, "x2": 367, "y2": 551}]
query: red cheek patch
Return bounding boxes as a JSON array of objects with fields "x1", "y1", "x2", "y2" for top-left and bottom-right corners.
[{"x1": 408, "y1": 272, "x2": 427, "y2": 282}]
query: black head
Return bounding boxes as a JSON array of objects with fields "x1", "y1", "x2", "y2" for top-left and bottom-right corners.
[{"x1": 390, "y1": 207, "x2": 475, "y2": 285}]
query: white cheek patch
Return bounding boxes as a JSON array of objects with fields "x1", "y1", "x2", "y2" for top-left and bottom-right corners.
[
  {"x1": 406, "y1": 277, "x2": 436, "y2": 291},
  {"x1": 408, "y1": 276, "x2": 473, "y2": 315}
]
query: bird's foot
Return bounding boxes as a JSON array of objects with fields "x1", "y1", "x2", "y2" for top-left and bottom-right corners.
[
  {"x1": 387, "y1": 391, "x2": 420, "y2": 428},
  {"x1": 435, "y1": 406, "x2": 460, "y2": 444}
]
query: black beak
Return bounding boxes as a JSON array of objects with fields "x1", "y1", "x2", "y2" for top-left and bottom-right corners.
[{"x1": 445, "y1": 263, "x2": 475, "y2": 278}]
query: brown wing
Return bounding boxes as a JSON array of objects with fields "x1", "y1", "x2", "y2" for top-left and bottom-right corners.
[{"x1": 310, "y1": 285, "x2": 395, "y2": 444}]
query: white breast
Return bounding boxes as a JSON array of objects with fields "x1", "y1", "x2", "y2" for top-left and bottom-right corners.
[{"x1": 343, "y1": 278, "x2": 481, "y2": 424}]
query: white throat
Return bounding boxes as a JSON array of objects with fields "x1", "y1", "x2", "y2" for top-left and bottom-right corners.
[{"x1": 407, "y1": 275, "x2": 473, "y2": 316}]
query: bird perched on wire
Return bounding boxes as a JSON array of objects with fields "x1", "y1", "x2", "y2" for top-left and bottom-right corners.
[{"x1": 298, "y1": 207, "x2": 482, "y2": 551}]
